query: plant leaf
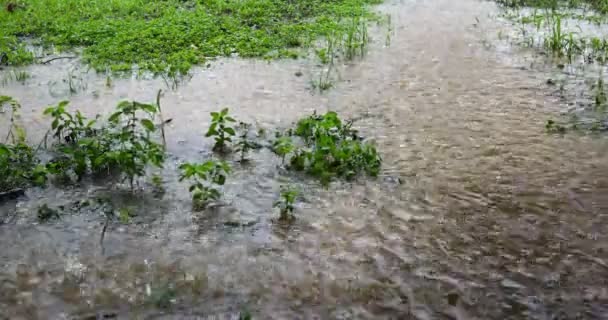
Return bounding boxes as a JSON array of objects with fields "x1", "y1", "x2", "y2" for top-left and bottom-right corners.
[
  {"x1": 140, "y1": 119, "x2": 155, "y2": 131},
  {"x1": 108, "y1": 111, "x2": 122, "y2": 123},
  {"x1": 223, "y1": 127, "x2": 236, "y2": 136}
]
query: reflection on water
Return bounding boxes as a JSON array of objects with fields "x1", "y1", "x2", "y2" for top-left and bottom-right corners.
[{"x1": 1, "y1": 0, "x2": 608, "y2": 319}]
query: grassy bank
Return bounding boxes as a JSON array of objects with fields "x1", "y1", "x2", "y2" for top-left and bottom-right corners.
[{"x1": 0, "y1": 0, "x2": 380, "y2": 75}]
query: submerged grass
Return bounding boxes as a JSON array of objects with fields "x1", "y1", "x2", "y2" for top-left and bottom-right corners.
[
  {"x1": 497, "y1": 0, "x2": 608, "y2": 132},
  {"x1": 497, "y1": 0, "x2": 608, "y2": 13},
  {"x1": 0, "y1": 0, "x2": 381, "y2": 75}
]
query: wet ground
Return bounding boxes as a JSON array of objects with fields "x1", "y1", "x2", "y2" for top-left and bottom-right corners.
[{"x1": 2, "y1": 0, "x2": 608, "y2": 319}]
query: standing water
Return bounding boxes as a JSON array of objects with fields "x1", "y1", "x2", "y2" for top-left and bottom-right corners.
[{"x1": 1, "y1": 0, "x2": 608, "y2": 319}]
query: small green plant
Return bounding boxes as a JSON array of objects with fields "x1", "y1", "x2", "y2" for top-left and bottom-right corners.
[
  {"x1": 0, "y1": 142, "x2": 47, "y2": 192},
  {"x1": 45, "y1": 135, "x2": 109, "y2": 181},
  {"x1": 315, "y1": 48, "x2": 330, "y2": 64},
  {"x1": 105, "y1": 101, "x2": 166, "y2": 189},
  {"x1": 288, "y1": 111, "x2": 382, "y2": 185},
  {"x1": 274, "y1": 185, "x2": 298, "y2": 221},
  {"x1": 179, "y1": 160, "x2": 231, "y2": 209},
  {"x1": 44, "y1": 100, "x2": 164, "y2": 185},
  {"x1": 272, "y1": 136, "x2": 295, "y2": 164},
  {"x1": 205, "y1": 108, "x2": 236, "y2": 152},
  {"x1": 44, "y1": 101, "x2": 97, "y2": 144},
  {"x1": 545, "y1": 13, "x2": 565, "y2": 55},
  {"x1": 235, "y1": 122, "x2": 257, "y2": 162},
  {"x1": 42, "y1": 101, "x2": 106, "y2": 180}
]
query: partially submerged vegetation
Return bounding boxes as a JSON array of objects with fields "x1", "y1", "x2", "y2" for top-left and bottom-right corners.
[
  {"x1": 274, "y1": 185, "x2": 298, "y2": 221},
  {"x1": 1, "y1": 95, "x2": 383, "y2": 222},
  {"x1": 497, "y1": 0, "x2": 608, "y2": 13},
  {"x1": 286, "y1": 111, "x2": 381, "y2": 185},
  {"x1": 1, "y1": 94, "x2": 167, "y2": 195},
  {"x1": 496, "y1": 0, "x2": 608, "y2": 132},
  {"x1": 311, "y1": 16, "x2": 371, "y2": 92},
  {"x1": 0, "y1": 0, "x2": 381, "y2": 75},
  {"x1": 179, "y1": 160, "x2": 231, "y2": 209}
]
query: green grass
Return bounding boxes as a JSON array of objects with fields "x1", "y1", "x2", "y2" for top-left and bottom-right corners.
[
  {"x1": 0, "y1": 0, "x2": 381, "y2": 75},
  {"x1": 497, "y1": 0, "x2": 608, "y2": 13}
]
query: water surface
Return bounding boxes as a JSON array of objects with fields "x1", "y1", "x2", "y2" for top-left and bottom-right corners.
[{"x1": 1, "y1": 0, "x2": 608, "y2": 319}]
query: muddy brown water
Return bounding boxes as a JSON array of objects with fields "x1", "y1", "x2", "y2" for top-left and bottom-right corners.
[{"x1": 2, "y1": 0, "x2": 608, "y2": 319}]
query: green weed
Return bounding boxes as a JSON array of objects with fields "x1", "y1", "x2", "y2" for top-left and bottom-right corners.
[
  {"x1": 205, "y1": 108, "x2": 236, "y2": 152},
  {"x1": 105, "y1": 101, "x2": 165, "y2": 189},
  {"x1": 2, "y1": 95, "x2": 169, "y2": 192},
  {"x1": 0, "y1": 36, "x2": 33, "y2": 66},
  {"x1": 0, "y1": 142, "x2": 47, "y2": 192},
  {"x1": 44, "y1": 100, "x2": 165, "y2": 186},
  {"x1": 502, "y1": 2, "x2": 608, "y2": 64},
  {"x1": 272, "y1": 136, "x2": 295, "y2": 164},
  {"x1": 287, "y1": 111, "x2": 381, "y2": 185},
  {"x1": 274, "y1": 185, "x2": 298, "y2": 221},
  {"x1": 545, "y1": 14, "x2": 566, "y2": 55},
  {"x1": 235, "y1": 122, "x2": 257, "y2": 162},
  {"x1": 179, "y1": 160, "x2": 231, "y2": 209},
  {"x1": 44, "y1": 101, "x2": 97, "y2": 144}
]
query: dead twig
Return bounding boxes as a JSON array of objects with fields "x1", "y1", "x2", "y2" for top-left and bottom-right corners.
[
  {"x1": 100, "y1": 214, "x2": 111, "y2": 254},
  {"x1": 39, "y1": 56, "x2": 77, "y2": 64},
  {"x1": 34, "y1": 129, "x2": 51, "y2": 153}
]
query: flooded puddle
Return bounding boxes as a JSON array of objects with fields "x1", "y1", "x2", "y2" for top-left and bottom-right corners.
[{"x1": 1, "y1": 0, "x2": 608, "y2": 319}]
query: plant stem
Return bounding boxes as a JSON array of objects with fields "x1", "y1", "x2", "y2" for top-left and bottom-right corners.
[{"x1": 156, "y1": 89, "x2": 167, "y2": 149}]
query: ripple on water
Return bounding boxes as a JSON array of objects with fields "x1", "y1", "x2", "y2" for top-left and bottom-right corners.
[{"x1": 2, "y1": 0, "x2": 608, "y2": 318}]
